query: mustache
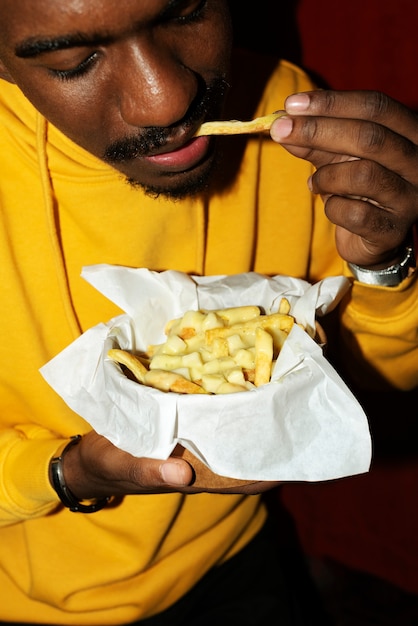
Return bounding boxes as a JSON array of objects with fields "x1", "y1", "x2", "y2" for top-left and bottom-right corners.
[{"x1": 103, "y1": 77, "x2": 229, "y2": 163}]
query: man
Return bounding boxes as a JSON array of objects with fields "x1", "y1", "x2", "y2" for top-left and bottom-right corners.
[{"x1": 0, "y1": 0, "x2": 416, "y2": 624}]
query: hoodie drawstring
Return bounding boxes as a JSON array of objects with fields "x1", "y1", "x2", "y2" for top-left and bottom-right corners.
[{"x1": 36, "y1": 113, "x2": 81, "y2": 339}]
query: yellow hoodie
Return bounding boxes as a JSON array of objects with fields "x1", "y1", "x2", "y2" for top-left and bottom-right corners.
[{"x1": 0, "y1": 55, "x2": 416, "y2": 624}]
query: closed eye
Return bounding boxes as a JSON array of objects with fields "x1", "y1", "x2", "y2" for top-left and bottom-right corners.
[
  {"x1": 164, "y1": 0, "x2": 208, "y2": 26},
  {"x1": 49, "y1": 51, "x2": 99, "y2": 81}
]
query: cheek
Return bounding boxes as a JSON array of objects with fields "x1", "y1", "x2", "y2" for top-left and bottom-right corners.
[
  {"x1": 17, "y1": 77, "x2": 109, "y2": 155},
  {"x1": 197, "y1": 7, "x2": 233, "y2": 74},
  {"x1": 169, "y1": 4, "x2": 233, "y2": 79}
]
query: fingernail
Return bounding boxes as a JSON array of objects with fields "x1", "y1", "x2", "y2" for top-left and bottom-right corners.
[
  {"x1": 160, "y1": 461, "x2": 189, "y2": 486},
  {"x1": 307, "y1": 175, "x2": 313, "y2": 191},
  {"x1": 270, "y1": 116, "x2": 293, "y2": 141},
  {"x1": 286, "y1": 93, "x2": 310, "y2": 112}
]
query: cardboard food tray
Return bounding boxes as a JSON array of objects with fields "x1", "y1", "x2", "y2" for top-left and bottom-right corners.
[
  {"x1": 40, "y1": 267, "x2": 372, "y2": 485},
  {"x1": 172, "y1": 445, "x2": 259, "y2": 488}
]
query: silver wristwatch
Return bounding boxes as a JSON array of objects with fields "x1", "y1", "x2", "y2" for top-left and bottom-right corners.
[{"x1": 348, "y1": 244, "x2": 416, "y2": 287}]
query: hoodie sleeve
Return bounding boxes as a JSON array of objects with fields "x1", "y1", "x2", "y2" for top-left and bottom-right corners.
[
  {"x1": 0, "y1": 425, "x2": 67, "y2": 525},
  {"x1": 338, "y1": 266, "x2": 418, "y2": 392}
]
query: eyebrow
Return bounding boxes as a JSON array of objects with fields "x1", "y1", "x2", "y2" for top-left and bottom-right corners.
[
  {"x1": 14, "y1": 0, "x2": 188, "y2": 59},
  {"x1": 14, "y1": 31, "x2": 114, "y2": 58}
]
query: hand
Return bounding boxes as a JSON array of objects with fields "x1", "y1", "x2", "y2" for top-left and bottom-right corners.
[
  {"x1": 270, "y1": 90, "x2": 418, "y2": 268},
  {"x1": 61, "y1": 431, "x2": 280, "y2": 498}
]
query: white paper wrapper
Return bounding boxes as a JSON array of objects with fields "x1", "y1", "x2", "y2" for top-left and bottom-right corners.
[{"x1": 40, "y1": 265, "x2": 372, "y2": 482}]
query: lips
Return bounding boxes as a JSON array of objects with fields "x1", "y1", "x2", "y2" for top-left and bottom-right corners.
[{"x1": 144, "y1": 135, "x2": 211, "y2": 172}]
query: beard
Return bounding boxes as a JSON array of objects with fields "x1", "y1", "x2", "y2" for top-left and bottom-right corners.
[
  {"x1": 125, "y1": 154, "x2": 219, "y2": 200},
  {"x1": 102, "y1": 77, "x2": 228, "y2": 199}
]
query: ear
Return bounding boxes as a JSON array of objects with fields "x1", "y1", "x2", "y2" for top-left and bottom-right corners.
[{"x1": 0, "y1": 59, "x2": 16, "y2": 84}]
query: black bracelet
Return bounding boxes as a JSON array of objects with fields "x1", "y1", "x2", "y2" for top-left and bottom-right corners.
[{"x1": 49, "y1": 435, "x2": 111, "y2": 513}]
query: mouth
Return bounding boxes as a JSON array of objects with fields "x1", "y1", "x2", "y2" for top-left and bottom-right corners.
[{"x1": 144, "y1": 135, "x2": 212, "y2": 172}]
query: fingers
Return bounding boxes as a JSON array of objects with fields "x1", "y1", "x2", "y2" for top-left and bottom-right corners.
[
  {"x1": 270, "y1": 89, "x2": 418, "y2": 265},
  {"x1": 64, "y1": 431, "x2": 194, "y2": 499},
  {"x1": 312, "y1": 159, "x2": 416, "y2": 243},
  {"x1": 271, "y1": 109, "x2": 418, "y2": 183},
  {"x1": 63, "y1": 431, "x2": 282, "y2": 499},
  {"x1": 159, "y1": 458, "x2": 194, "y2": 487},
  {"x1": 313, "y1": 159, "x2": 417, "y2": 264},
  {"x1": 325, "y1": 198, "x2": 406, "y2": 265},
  {"x1": 284, "y1": 90, "x2": 418, "y2": 144}
]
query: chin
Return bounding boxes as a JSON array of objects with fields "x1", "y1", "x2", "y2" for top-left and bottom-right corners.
[{"x1": 125, "y1": 158, "x2": 218, "y2": 200}]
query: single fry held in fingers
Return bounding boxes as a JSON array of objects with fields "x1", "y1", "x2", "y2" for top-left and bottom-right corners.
[
  {"x1": 194, "y1": 112, "x2": 286, "y2": 137},
  {"x1": 107, "y1": 300, "x2": 296, "y2": 395}
]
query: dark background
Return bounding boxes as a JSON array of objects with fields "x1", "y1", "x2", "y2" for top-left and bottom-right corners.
[
  {"x1": 229, "y1": 0, "x2": 418, "y2": 109},
  {"x1": 229, "y1": 0, "x2": 418, "y2": 613}
]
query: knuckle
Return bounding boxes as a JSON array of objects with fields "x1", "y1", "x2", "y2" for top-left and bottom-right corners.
[
  {"x1": 127, "y1": 461, "x2": 147, "y2": 487},
  {"x1": 370, "y1": 211, "x2": 398, "y2": 235},
  {"x1": 302, "y1": 117, "x2": 321, "y2": 144},
  {"x1": 360, "y1": 91, "x2": 392, "y2": 119},
  {"x1": 325, "y1": 196, "x2": 365, "y2": 229},
  {"x1": 126, "y1": 464, "x2": 139, "y2": 484},
  {"x1": 356, "y1": 123, "x2": 386, "y2": 154},
  {"x1": 319, "y1": 90, "x2": 338, "y2": 115},
  {"x1": 399, "y1": 137, "x2": 418, "y2": 162},
  {"x1": 325, "y1": 195, "x2": 400, "y2": 238},
  {"x1": 349, "y1": 159, "x2": 396, "y2": 198},
  {"x1": 350, "y1": 159, "x2": 377, "y2": 189},
  {"x1": 351, "y1": 160, "x2": 413, "y2": 209}
]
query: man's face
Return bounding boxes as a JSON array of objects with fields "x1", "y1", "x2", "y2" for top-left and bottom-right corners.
[{"x1": 0, "y1": 0, "x2": 233, "y2": 197}]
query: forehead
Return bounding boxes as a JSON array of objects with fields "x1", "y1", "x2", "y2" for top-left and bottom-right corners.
[{"x1": 0, "y1": 0, "x2": 171, "y2": 48}]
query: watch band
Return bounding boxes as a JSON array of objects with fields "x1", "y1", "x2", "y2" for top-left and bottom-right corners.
[
  {"x1": 348, "y1": 244, "x2": 416, "y2": 286},
  {"x1": 49, "y1": 435, "x2": 112, "y2": 513}
]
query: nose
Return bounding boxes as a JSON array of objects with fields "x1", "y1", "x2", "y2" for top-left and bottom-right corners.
[{"x1": 115, "y1": 39, "x2": 197, "y2": 128}]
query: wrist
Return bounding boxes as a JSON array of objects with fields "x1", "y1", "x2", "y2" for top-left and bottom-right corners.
[
  {"x1": 49, "y1": 435, "x2": 112, "y2": 513},
  {"x1": 348, "y1": 242, "x2": 416, "y2": 286}
]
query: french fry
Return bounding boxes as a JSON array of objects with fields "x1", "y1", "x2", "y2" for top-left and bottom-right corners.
[
  {"x1": 144, "y1": 369, "x2": 208, "y2": 394},
  {"x1": 107, "y1": 298, "x2": 297, "y2": 395},
  {"x1": 107, "y1": 349, "x2": 147, "y2": 384},
  {"x1": 194, "y1": 112, "x2": 285, "y2": 137},
  {"x1": 204, "y1": 312, "x2": 294, "y2": 345},
  {"x1": 278, "y1": 298, "x2": 291, "y2": 315},
  {"x1": 254, "y1": 327, "x2": 274, "y2": 387},
  {"x1": 206, "y1": 305, "x2": 261, "y2": 325}
]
